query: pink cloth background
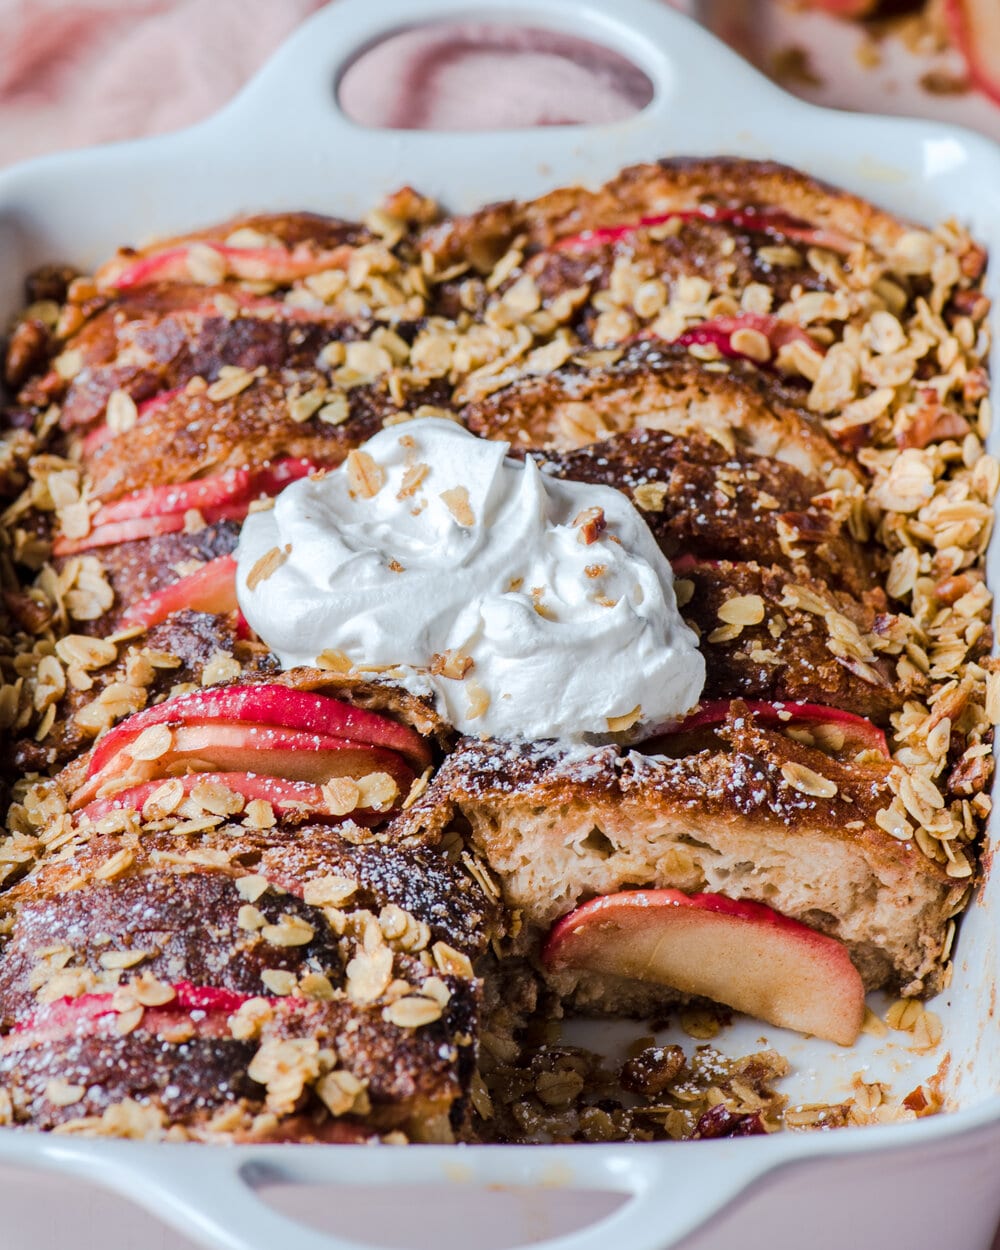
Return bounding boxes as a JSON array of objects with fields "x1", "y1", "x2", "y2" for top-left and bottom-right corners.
[
  {"x1": 0, "y1": 0, "x2": 656, "y2": 166},
  {"x1": 0, "y1": 0, "x2": 328, "y2": 165}
]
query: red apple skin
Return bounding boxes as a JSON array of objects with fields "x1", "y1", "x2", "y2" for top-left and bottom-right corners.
[
  {"x1": 72, "y1": 723, "x2": 414, "y2": 810},
  {"x1": 92, "y1": 458, "x2": 316, "y2": 527},
  {"x1": 670, "y1": 313, "x2": 823, "y2": 365},
  {"x1": 802, "y1": 0, "x2": 878, "y2": 14},
  {"x1": 667, "y1": 699, "x2": 889, "y2": 758},
  {"x1": 52, "y1": 502, "x2": 251, "y2": 555},
  {"x1": 122, "y1": 556, "x2": 238, "y2": 630},
  {"x1": 945, "y1": 0, "x2": 1000, "y2": 106},
  {"x1": 543, "y1": 889, "x2": 866, "y2": 1046},
  {"x1": 78, "y1": 770, "x2": 389, "y2": 825},
  {"x1": 5, "y1": 982, "x2": 270, "y2": 1051},
  {"x1": 94, "y1": 469, "x2": 256, "y2": 525},
  {"x1": 53, "y1": 512, "x2": 191, "y2": 556},
  {"x1": 85, "y1": 684, "x2": 430, "y2": 778},
  {"x1": 97, "y1": 241, "x2": 353, "y2": 292},
  {"x1": 101, "y1": 246, "x2": 196, "y2": 289},
  {"x1": 54, "y1": 459, "x2": 318, "y2": 555},
  {"x1": 554, "y1": 206, "x2": 854, "y2": 256}
]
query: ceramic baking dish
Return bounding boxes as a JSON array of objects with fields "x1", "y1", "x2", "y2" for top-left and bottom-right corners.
[{"x1": 1, "y1": 1, "x2": 999, "y2": 1247}]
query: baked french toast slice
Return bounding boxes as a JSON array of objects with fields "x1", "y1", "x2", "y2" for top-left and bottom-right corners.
[{"x1": 399, "y1": 704, "x2": 967, "y2": 1007}]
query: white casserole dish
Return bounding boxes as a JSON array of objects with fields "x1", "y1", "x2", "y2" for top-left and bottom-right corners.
[{"x1": 1, "y1": 2, "x2": 999, "y2": 1247}]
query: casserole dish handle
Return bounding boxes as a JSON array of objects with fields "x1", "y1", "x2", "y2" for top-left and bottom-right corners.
[
  {"x1": 196, "y1": 0, "x2": 790, "y2": 189},
  {"x1": 71, "y1": 1136, "x2": 812, "y2": 1250},
  {"x1": 0, "y1": 0, "x2": 797, "y2": 290}
]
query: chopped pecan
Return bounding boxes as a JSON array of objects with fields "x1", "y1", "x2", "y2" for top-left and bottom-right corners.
[
  {"x1": 947, "y1": 750, "x2": 994, "y2": 798},
  {"x1": 620, "y1": 1045, "x2": 685, "y2": 1097},
  {"x1": 4, "y1": 320, "x2": 50, "y2": 390},
  {"x1": 692, "y1": 1105, "x2": 766, "y2": 1139}
]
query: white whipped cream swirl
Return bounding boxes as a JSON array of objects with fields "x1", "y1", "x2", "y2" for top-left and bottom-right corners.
[{"x1": 236, "y1": 419, "x2": 704, "y2": 742}]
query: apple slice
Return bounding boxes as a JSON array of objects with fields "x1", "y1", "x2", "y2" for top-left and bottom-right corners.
[
  {"x1": 85, "y1": 684, "x2": 430, "y2": 776},
  {"x1": 96, "y1": 239, "x2": 353, "y2": 291},
  {"x1": 53, "y1": 505, "x2": 245, "y2": 556},
  {"x1": 554, "y1": 206, "x2": 854, "y2": 255},
  {"x1": 945, "y1": 0, "x2": 1000, "y2": 106},
  {"x1": 665, "y1": 699, "x2": 889, "y2": 758},
  {"x1": 73, "y1": 722, "x2": 414, "y2": 810},
  {"x1": 78, "y1": 770, "x2": 390, "y2": 824},
  {"x1": 93, "y1": 469, "x2": 256, "y2": 525},
  {"x1": 81, "y1": 388, "x2": 185, "y2": 456},
  {"x1": 91, "y1": 458, "x2": 316, "y2": 528},
  {"x1": 670, "y1": 313, "x2": 823, "y2": 366},
  {"x1": 54, "y1": 511, "x2": 192, "y2": 555},
  {"x1": 543, "y1": 889, "x2": 865, "y2": 1046},
  {"x1": 53, "y1": 459, "x2": 319, "y2": 555},
  {"x1": 6, "y1": 982, "x2": 271, "y2": 1052},
  {"x1": 122, "y1": 556, "x2": 238, "y2": 630}
]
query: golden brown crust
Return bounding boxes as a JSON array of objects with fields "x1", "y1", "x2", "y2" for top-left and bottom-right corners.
[
  {"x1": 462, "y1": 341, "x2": 857, "y2": 480},
  {"x1": 0, "y1": 819, "x2": 493, "y2": 1138},
  {"x1": 430, "y1": 214, "x2": 832, "y2": 333},
  {"x1": 81, "y1": 374, "x2": 428, "y2": 503},
  {"x1": 0, "y1": 822, "x2": 495, "y2": 993},
  {"x1": 421, "y1": 157, "x2": 923, "y2": 271},
  {"x1": 19, "y1": 293, "x2": 349, "y2": 432},
  {"x1": 679, "y1": 559, "x2": 913, "y2": 721},
  {"x1": 536, "y1": 428, "x2": 874, "y2": 596},
  {"x1": 401, "y1": 713, "x2": 962, "y2": 997},
  {"x1": 102, "y1": 212, "x2": 370, "y2": 266},
  {"x1": 407, "y1": 721, "x2": 942, "y2": 882}
]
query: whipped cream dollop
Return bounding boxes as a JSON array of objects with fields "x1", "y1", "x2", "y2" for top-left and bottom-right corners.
[{"x1": 236, "y1": 419, "x2": 704, "y2": 742}]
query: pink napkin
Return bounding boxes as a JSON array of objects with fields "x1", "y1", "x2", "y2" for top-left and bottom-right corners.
[
  {"x1": 0, "y1": 1, "x2": 655, "y2": 167},
  {"x1": 0, "y1": 0, "x2": 326, "y2": 166}
]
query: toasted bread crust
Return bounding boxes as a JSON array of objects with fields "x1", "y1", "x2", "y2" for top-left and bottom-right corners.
[
  {"x1": 81, "y1": 375, "x2": 436, "y2": 503},
  {"x1": 431, "y1": 214, "x2": 832, "y2": 331},
  {"x1": 101, "y1": 212, "x2": 369, "y2": 268},
  {"x1": 678, "y1": 559, "x2": 911, "y2": 720},
  {"x1": 18, "y1": 295, "x2": 351, "y2": 433},
  {"x1": 0, "y1": 820, "x2": 493, "y2": 1137},
  {"x1": 421, "y1": 157, "x2": 921, "y2": 271},
  {"x1": 463, "y1": 341, "x2": 856, "y2": 480},
  {"x1": 536, "y1": 428, "x2": 874, "y2": 596}
]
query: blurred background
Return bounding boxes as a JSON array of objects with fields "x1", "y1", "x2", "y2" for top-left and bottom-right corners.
[{"x1": 0, "y1": 0, "x2": 997, "y2": 168}]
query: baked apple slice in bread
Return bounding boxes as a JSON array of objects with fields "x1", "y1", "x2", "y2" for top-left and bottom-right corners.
[
  {"x1": 544, "y1": 890, "x2": 865, "y2": 1045},
  {"x1": 400, "y1": 703, "x2": 967, "y2": 1023}
]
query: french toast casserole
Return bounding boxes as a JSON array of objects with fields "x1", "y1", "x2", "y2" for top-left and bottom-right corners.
[{"x1": 0, "y1": 157, "x2": 994, "y2": 1143}]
